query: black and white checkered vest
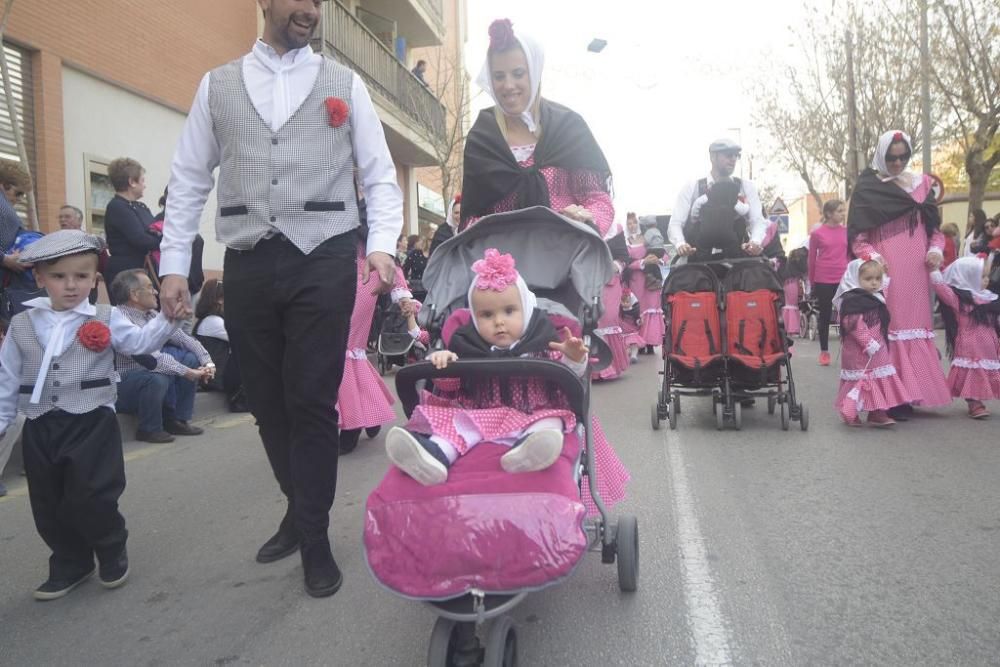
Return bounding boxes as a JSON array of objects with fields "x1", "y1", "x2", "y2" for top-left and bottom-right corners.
[
  {"x1": 10, "y1": 305, "x2": 118, "y2": 419},
  {"x1": 207, "y1": 55, "x2": 360, "y2": 255}
]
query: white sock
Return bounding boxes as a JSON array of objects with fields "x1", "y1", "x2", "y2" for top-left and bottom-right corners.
[{"x1": 429, "y1": 435, "x2": 459, "y2": 463}]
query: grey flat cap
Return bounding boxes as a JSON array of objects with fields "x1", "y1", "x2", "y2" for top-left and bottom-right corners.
[
  {"x1": 709, "y1": 138, "x2": 741, "y2": 153},
  {"x1": 18, "y1": 230, "x2": 106, "y2": 264}
]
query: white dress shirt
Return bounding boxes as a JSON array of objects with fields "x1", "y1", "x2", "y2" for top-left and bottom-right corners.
[
  {"x1": 161, "y1": 40, "x2": 403, "y2": 277},
  {"x1": 668, "y1": 174, "x2": 767, "y2": 248},
  {"x1": 0, "y1": 298, "x2": 179, "y2": 433}
]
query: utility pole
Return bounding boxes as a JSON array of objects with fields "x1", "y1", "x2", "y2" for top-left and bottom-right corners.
[
  {"x1": 920, "y1": 0, "x2": 932, "y2": 174},
  {"x1": 845, "y1": 28, "x2": 859, "y2": 198}
]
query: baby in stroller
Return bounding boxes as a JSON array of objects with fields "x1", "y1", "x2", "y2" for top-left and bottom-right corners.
[{"x1": 385, "y1": 249, "x2": 590, "y2": 485}]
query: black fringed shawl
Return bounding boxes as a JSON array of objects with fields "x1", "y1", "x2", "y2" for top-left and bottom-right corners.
[{"x1": 847, "y1": 169, "x2": 941, "y2": 258}]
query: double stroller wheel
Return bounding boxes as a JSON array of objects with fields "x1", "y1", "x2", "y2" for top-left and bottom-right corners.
[
  {"x1": 616, "y1": 515, "x2": 639, "y2": 592},
  {"x1": 427, "y1": 616, "x2": 517, "y2": 667}
]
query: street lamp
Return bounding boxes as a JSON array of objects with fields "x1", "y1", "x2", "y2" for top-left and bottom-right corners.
[{"x1": 587, "y1": 38, "x2": 607, "y2": 53}]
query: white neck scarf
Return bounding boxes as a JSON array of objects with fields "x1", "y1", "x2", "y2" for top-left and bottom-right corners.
[
  {"x1": 476, "y1": 31, "x2": 545, "y2": 134},
  {"x1": 943, "y1": 256, "x2": 996, "y2": 303},
  {"x1": 24, "y1": 298, "x2": 97, "y2": 405},
  {"x1": 871, "y1": 130, "x2": 921, "y2": 193},
  {"x1": 833, "y1": 259, "x2": 890, "y2": 310}
]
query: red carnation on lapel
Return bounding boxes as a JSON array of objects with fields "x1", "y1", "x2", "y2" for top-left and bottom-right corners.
[
  {"x1": 325, "y1": 97, "x2": 349, "y2": 128},
  {"x1": 78, "y1": 320, "x2": 111, "y2": 353}
]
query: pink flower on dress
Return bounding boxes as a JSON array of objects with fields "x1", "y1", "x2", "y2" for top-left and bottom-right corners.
[{"x1": 471, "y1": 248, "x2": 519, "y2": 292}]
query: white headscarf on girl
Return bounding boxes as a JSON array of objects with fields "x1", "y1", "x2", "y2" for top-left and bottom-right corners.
[
  {"x1": 467, "y1": 248, "x2": 537, "y2": 339},
  {"x1": 943, "y1": 255, "x2": 997, "y2": 303},
  {"x1": 447, "y1": 196, "x2": 461, "y2": 229},
  {"x1": 475, "y1": 20, "x2": 545, "y2": 134},
  {"x1": 871, "y1": 130, "x2": 922, "y2": 193},
  {"x1": 833, "y1": 258, "x2": 890, "y2": 310}
]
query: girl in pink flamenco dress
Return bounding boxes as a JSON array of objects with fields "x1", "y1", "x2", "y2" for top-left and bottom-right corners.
[
  {"x1": 623, "y1": 216, "x2": 665, "y2": 353},
  {"x1": 931, "y1": 255, "x2": 1000, "y2": 419},
  {"x1": 593, "y1": 226, "x2": 633, "y2": 380},
  {"x1": 834, "y1": 258, "x2": 913, "y2": 427},
  {"x1": 336, "y1": 246, "x2": 428, "y2": 454},
  {"x1": 848, "y1": 130, "x2": 951, "y2": 416},
  {"x1": 385, "y1": 250, "x2": 630, "y2": 515}
]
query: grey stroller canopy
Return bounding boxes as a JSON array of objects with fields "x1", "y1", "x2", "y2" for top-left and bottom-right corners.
[{"x1": 419, "y1": 206, "x2": 614, "y2": 327}]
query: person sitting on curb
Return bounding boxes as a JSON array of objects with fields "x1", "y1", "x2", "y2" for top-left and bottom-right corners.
[{"x1": 111, "y1": 270, "x2": 214, "y2": 443}]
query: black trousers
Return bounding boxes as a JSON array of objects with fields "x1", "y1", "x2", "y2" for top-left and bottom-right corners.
[
  {"x1": 813, "y1": 282, "x2": 838, "y2": 351},
  {"x1": 224, "y1": 233, "x2": 356, "y2": 542},
  {"x1": 22, "y1": 407, "x2": 128, "y2": 576}
]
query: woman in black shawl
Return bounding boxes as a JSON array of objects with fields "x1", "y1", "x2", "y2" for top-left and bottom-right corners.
[
  {"x1": 847, "y1": 130, "x2": 951, "y2": 416},
  {"x1": 460, "y1": 19, "x2": 614, "y2": 236}
]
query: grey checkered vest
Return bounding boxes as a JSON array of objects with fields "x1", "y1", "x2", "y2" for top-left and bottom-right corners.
[
  {"x1": 208, "y1": 56, "x2": 360, "y2": 254},
  {"x1": 11, "y1": 305, "x2": 118, "y2": 419}
]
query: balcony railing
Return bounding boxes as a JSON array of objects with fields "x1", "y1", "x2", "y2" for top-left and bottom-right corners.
[{"x1": 320, "y1": 1, "x2": 446, "y2": 149}]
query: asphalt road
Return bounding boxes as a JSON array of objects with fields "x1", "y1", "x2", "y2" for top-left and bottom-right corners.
[{"x1": 1, "y1": 337, "x2": 998, "y2": 666}]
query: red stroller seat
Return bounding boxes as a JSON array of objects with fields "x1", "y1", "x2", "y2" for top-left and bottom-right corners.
[
  {"x1": 667, "y1": 291, "x2": 722, "y2": 371},
  {"x1": 725, "y1": 289, "x2": 785, "y2": 369}
]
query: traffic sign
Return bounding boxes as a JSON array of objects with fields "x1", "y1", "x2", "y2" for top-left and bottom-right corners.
[{"x1": 929, "y1": 173, "x2": 945, "y2": 203}]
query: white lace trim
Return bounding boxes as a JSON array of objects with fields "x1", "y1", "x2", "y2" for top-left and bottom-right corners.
[
  {"x1": 346, "y1": 348, "x2": 368, "y2": 360},
  {"x1": 390, "y1": 288, "x2": 412, "y2": 303},
  {"x1": 595, "y1": 326, "x2": 623, "y2": 336},
  {"x1": 952, "y1": 357, "x2": 1000, "y2": 370},
  {"x1": 840, "y1": 364, "x2": 898, "y2": 381},
  {"x1": 888, "y1": 328, "x2": 936, "y2": 341},
  {"x1": 643, "y1": 308, "x2": 664, "y2": 315}
]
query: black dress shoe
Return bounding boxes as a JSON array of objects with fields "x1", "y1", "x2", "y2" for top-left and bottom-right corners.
[
  {"x1": 136, "y1": 430, "x2": 175, "y2": 444},
  {"x1": 98, "y1": 546, "x2": 129, "y2": 589},
  {"x1": 301, "y1": 539, "x2": 343, "y2": 598},
  {"x1": 887, "y1": 404, "x2": 912, "y2": 421},
  {"x1": 256, "y1": 523, "x2": 300, "y2": 563},
  {"x1": 339, "y1": 428, "x2": 362, "y2": 455},
  {"x1": 34, "y1": 567, "x2": 95, "y2": 601},
  {"x1": 164, "y1": 419, "x2": 204, "y2": 436},
  {"x1": 365, "y1": 425, "x2": 382, "y2": 439}
]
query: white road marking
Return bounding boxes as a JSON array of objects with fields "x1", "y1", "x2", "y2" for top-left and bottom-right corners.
[{"x1": 666, "y1": 435, "x2": 734, "y2": 666}]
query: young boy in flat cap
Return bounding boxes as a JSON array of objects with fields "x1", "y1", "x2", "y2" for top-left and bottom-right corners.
[{"x1": 0, "y1": 230, "x2": 181, "y2": 600}]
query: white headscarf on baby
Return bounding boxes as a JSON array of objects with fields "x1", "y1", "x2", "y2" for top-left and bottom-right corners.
[
  {"x1": 833, "y1": 258, "x2": 890, "y2": 310},
  {"x1": 943, "y1": 255, "x2": 997, "y2": 303},
  {"x1": 871, "y1": 130, "x2": 921, "y2": 193},
  {"x1": 467, "y1": 249, "x2": 537, "y2": 336},
  {"x1": 475, "y1": 21, "x2": 545, "y2": 134}
]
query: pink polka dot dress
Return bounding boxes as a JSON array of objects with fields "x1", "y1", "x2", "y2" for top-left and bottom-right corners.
[
  {"x1": 932, "y1": 277, "x2": 1000, "y2": 400},
  {"x1": 851, "y1": 175, "x2": 952, "y2": 407},
  {"x1": 626, "y1": 241, "x2": 665, "y2": 347},
  {"x1": 835, "y1": 310, "x2": 914, "y2": 422}
]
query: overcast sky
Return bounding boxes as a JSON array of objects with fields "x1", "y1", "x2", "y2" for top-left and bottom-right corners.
[{"x1": 466, "y1": 0, "x2": 814, "y2": 225}]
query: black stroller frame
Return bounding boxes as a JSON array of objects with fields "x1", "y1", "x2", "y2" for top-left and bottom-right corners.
[
  {"x1": 652, "y1": 257, "x2": 809, "y2": 432},
  {"x1": 391, "y1": 207, "x2": 638, "y2": 666}
]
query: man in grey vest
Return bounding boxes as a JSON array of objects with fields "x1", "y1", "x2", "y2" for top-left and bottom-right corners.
[{"x1": 159, "y1": 0, "x2": 402, "y2": 598}]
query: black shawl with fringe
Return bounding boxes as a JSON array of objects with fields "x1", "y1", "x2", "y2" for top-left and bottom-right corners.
[{"x1": 847, "y1": 169, "x2": 941, "y2": 257}]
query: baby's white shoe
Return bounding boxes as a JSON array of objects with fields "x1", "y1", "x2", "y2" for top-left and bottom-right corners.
[
  {"x1": 386, "y1": 427, "x2": 449, "y2": 486},
  {"x1": 500, "y1": 429, "x2": 563, "y2": 474}
]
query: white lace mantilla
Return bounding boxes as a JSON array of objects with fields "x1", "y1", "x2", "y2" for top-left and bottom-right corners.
[
  {"x1": 888, "y1": 328, "x2": 936, "y2": 341},
  {"x1": 840, "y1": 364, "x2": 898, "y2": 381},
  {"x1": 346, "y1": 348, "x2": 368, "y2": 361},
  {"x1": 952, "y1": 357, "x2": 1000, "y2": 370}
]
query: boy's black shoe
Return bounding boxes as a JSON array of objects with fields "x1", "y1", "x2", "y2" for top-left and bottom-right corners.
[
  {"x1": 164, "y1": 420, "x2": 204, "y2": 436},
  {"x1": 301, "y1": 539, "x2": 343, "y2": 598},
  {"x1": 99, "y1": 547, "x2": 130, "y2": 589},
  {"x1": 33, "y1": 567, "x2": 95, "y2": 601},
  {"x1": 136, "y1": 430, "x2": 175, "y2": 444}
]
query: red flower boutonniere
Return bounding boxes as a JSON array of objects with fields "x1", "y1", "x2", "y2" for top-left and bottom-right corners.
[
  {"x1": 325, "y1": 97, "x2": 349, "y2": 128},
  {"x1": 78, "y1": 321, "x2": 112, "y2": 353}
]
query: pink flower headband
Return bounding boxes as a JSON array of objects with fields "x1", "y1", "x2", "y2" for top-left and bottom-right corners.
[{"x1": 471, "y1": 248, "x2": 519, "y2": 292}]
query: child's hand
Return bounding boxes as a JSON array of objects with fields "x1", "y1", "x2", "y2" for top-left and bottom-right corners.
[
  {"x1": 428, "y1": 350, "x2": 458, "y2": 369},
  {"x1": 399, "y1": 298, "x2": 416, "y2": 318},
  {"x1": 548, "y1": 328, "x2": 589, "y2": 363}
]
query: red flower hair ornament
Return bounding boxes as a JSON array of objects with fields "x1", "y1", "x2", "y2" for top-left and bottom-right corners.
[
  {"x1": 488, "y1": 18, "x2": 517, "y2": 51},
  {"x1": 892, "y1": 131, "x2": 904, "y2": 142},
  {"x1": 325, "y1": 97, "x2": 349, "y2": 128},
  {"x1": 78, "y1": 320, "x2": 112, "y2": 353},
  {"x1": 471, "y1": 248, "x2": 519, "y2": 292}
]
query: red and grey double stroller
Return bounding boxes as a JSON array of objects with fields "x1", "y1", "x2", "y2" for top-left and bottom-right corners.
[{"x1": 651, "y1": 259, "x2": 809, "y2": 431}]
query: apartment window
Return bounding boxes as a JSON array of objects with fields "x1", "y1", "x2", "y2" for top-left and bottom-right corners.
[
  {"x1": 83, "y1": 154, "x2": 113, "y2": 235},
  {"x1": 0, "y1": 43, "x2": 36, "y2": 220}
]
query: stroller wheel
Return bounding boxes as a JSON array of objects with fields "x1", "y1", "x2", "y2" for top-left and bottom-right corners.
[
  {"x1": 484, "y1": 616, "x2": 517, "y2": 667},
  {"x1": 615, "y1": 515, "x2": 639, "y2": 592},
  {"x1": 767, "y1": 393, "x2": 777, "y2": 415},
  {"x1": 780, "y1": 401, "x2": 791, "y2": 431},
  {"x1": 733, "y1": 401, "x2": 743, "y2": 431},
  {"x1": 650, "y1": 403, "x2": 661, "y2": 431},
  {"x1": 377, "y1": 355, "x2": 387, "y2": 376},
  {"x1": 673, "y1": 391, "x2": 682, "y2": 415},
  {"x1": 427, "y1": 616, "x2": 462, "y2": 667},
  {"x1": 668, "y1": 395, "x2": 678, "y2": 430},
  {"x1": 799, "y1": 404, "x2": 810, "y2": 431},
  {"x1": 715, "y1": 399, "x2": 725, "y2": 431}
]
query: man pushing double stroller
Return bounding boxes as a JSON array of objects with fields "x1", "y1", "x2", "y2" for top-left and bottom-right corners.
[{"x1": 668, "y1": 138, "x2": 768, "y2": 263}]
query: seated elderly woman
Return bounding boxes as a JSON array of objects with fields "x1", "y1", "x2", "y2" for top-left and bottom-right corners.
[{"x1": 111, "y1": 269, "x2": 215, "y2": 443}]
